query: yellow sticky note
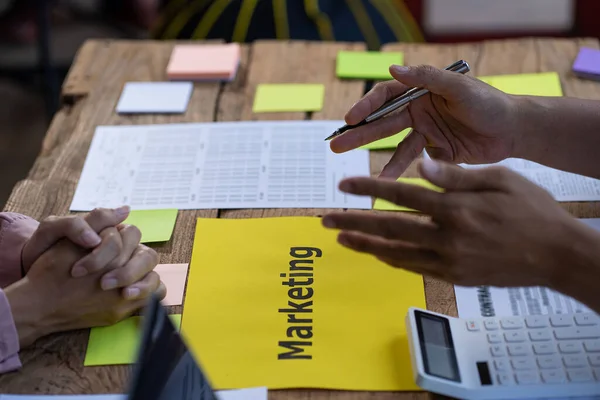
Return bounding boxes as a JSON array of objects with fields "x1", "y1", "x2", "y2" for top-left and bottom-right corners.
[
  {"x1": 84, "y1": 314, "x2": 182, "y2": 366},
  {"x1": 253, "y1": 84, "x2": 324, "y2": 112},
  {"x1": 337, "y1": 51, "x2": 404, "y2": 80},
  {"x1": 123, "y1": 209, "x2": 178, "y2": 243},
  {"x1": 361, "y1": 129, "x2": 412, "y2": 150},
  {"x1": 478, "y1": 72, "x2": 563, "y2": 96},
  {"x1": 374, "y1": 178, "x2": 443, "y2": 212},
  {"x1": 182, "y1": 217, "x2": 426, "y2": 391}
]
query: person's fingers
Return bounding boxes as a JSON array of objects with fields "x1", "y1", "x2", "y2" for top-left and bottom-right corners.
[
  {"x1": 337, "y1": 231, "x2": 440, "y2": 267},
  {"x1": 154, "y1": 281, "x2": 167, "y2": 301},
  {"x1": 330, "y1": 111, "x2": 412, "y2": 153},
  {"x1": 419, "y1": 158, "x2": 515, "y2": 191},
  {"x1": 379, "y1": 130, "x2": 427, "y2": 178},
  {"x1": 121, "y1": 271, "x2": 161, "y2": 300},
  {"x1": 322, "y1": 212, "x2": 441, "y2": 249},
  {"x1": 338, "y1": 176, "x2": 446, "y2": 216},
  {"x1": 70, "y1": 227, "x2": 123, "y2": 277},
  {"x1": 22, "y1": 206, "x2": 130, "y2": 271},
  {"x1": 100, "y1": 245, "x2": 158, "y2": 291},
  {"x1": 389, "y1": 64, "x2": 471, "y2": 99},
  {"x1": 84, "y1": 206, "x2": 130, "y2": 232},
  {"x1": 345, "y1": 80, "x2": 409, "y2": 125},
  {"x1": 103, "y1": 224, "x2": 142, "y2": 270}
]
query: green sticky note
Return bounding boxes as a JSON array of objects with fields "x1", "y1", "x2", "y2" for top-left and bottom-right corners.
[
  {"x1": 361, "y1": 129, "x2": 412, "y2": 150},
  {"x1": 84, "y1": 314, "x2": 182, "y2": 366},
  {"x1": 123, "y1": 209, "x2": 178, "y2": 243},
  {"x1": 373, "y1": 178, "x2": 443, "y2": 212},
  {"x1": 478, "y1": 72, "x2": 563, "y2": 96},
  {"x1": 252, "y1": 84, "x2": 324, "y2": 112},
  {"x1": 336, "y1": 51, "x2": 403, "y2": 80}
]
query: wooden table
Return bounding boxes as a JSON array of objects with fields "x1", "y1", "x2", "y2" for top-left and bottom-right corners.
[{"x1": 2, "y1": 37, "x2": 600, "y2": 399}]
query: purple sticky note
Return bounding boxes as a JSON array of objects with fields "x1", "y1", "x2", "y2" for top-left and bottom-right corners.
[{"x1": 573, "y1": 47, "x2": 600, "y2": 81}]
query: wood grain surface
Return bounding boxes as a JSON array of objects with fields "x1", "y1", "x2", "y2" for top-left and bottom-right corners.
[{"x1": 2, "y1": 37, "x2": 600, "y2": 399}]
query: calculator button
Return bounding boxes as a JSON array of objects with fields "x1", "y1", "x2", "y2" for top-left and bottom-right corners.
[
  {"x1": 487, "y1": 333, "x2": 502, "y2": 344},
  {"x1": 484, "y1": 320, "x2": 499, "y2": 331},
  {"x1": 494, "y1": 358, "x2": 511, "y2": 371},
  {"x1": 567, "y1": 368, "x2": 594, "y2": 382},
  {"x1": 529, "y1": 330, "x2": 552, "y2": 341},
  {"x1": 508, "y1": 344, "x2": 531, "y2": 356},
  {"x1": 588, "y1": 354, "x2": 600, "y2": 366},
  {"x1": 537, "y1": 356, "x2": 562, "y2": 369},
  {"x1": 525, "y1": 315, "x2": 549, "y2": 328},
  {"x1": 541, "y1": 369, "x2": 567, "y2": 383},
  {"x1": 504, "y1": 331, "x2": 526, "y2": 343},
  {"x1": 554, "y1": 327, "x2": 600, "y2": 340},
  {"x1": 466, "y1": 320, "x2": 480, "y2": 331},
  {"x1": 490, "y1": 345, "x2": 506, "y2": 357},
  {"x1": 500, "y1": 318, "x2": 524, "y2": 330},
  {"x1": 550, "y1": 315, "x2": 573, "y2": 327},
  {"x1": 533, "y1": 343, "x2": 556, "y2": 355},
  {"x1": 558, "y1": 342, "x2": 582, "y2": 354},
  {"x1": 511, "y1": 358, "x2": 536, "y2": 370},
  {"x1": 584, "y1": 340, "x2": 600, "y2": 352},
  {"x1": 575, "y1": 314, "x2": 598, "y2": 326},
  {"x1": 515, "y1": 371, "x2": 540, "y2": 384},
  {"x1": 497, "y1": 373, "x2": 514, "y2": 385},
  {"x1": 563, "y1": 355, "x2": 587, "y2": 368}
]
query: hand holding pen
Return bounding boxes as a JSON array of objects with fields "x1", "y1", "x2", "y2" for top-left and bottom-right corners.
[{"x1": 327, "y1": 61, "x2": 520, "y2": 179}]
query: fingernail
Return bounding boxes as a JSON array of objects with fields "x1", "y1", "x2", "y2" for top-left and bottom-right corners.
[
  {"x1": 322, "y1": 216, "x2": 336, "y2": 228},
  {"x1": 391, "y1": 65, "x2": 409, "y2": 73},
  {"x1": 338, "y1": 234, "x2": 350, "y2": 246},
  {"x1": 72, "y1": 266, "x2": 88, "y2": 278},
  {"x1": 81, "y1": 230, "x2": 101, "y2": 246},
  {"x1": 339, "y1": 180, "x2": 353, "y2": 192},
  {"x1": 125, "y1": 287, "x2": 140, "y2": 299},
  {"x1": 116, "y1": 205, "x2": 130, "y2": 217},
  {"x1": 101, "y1": 278, "x2": 118, "y2": 290},
  {"x1": 421, "y1": 157, "x2": 440, "y2": 176}
]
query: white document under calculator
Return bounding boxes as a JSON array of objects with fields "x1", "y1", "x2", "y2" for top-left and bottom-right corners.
[{"x1": 70, "y1": 121, "x2": 371, "y2": 211}]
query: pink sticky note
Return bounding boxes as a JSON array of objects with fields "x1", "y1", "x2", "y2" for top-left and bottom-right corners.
[
  {"x1": 155, "y1": 263, "x2": 189, "y2": 306},
  {"x1": 167, "y1": 43, "x2": 240, "y2": 81}
]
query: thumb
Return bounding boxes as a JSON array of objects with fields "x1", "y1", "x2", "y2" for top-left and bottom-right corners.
[
  {"x1": 389, "y1": 64, "x2": 467, "y2": 98},
  {"x1": 418, "y1": 158, "x2": 499, "y2": 191}
]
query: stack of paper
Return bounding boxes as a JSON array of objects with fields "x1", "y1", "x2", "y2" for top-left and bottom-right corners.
[
  {"x1": 252, "y1": 84, "x2": 324, "y2": 113},
  {"x1": 115, "y1": 82, "x2": 193, "y2": 114},
  {"x1": 0, "y1": 388, "x2": 268, "y2": 400},
  {"x1": 70, "y1": 121, "x2": 371, "y2": 211},
  {"x1": 167, "y1": 43, "x2": 240, "y2": 81},
  {"x1": 572, "y1": 47, "x2": 600, "y2": 81}
]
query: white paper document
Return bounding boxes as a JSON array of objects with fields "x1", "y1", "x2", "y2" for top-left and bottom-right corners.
[
  {"x1": 460, "y1": 158, "x2": 600, "y2": 202},
  {"x1": 70, "y1": 121, "x2": 371, "y2": 211},
  {"x1": 0, "y1": 387, "x2": 267, "y2": 400},
  {"x1": 116, "y1": 82, "x2": 193, "y2": 114}
]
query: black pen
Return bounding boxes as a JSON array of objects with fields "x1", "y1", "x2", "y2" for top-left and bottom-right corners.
[{"x1": 325, "y1": 60, "x2": 471, "y2": 141}]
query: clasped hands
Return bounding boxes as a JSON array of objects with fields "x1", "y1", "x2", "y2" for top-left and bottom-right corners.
[{"x1": 6, "y1": 207, "x2": 166, "y2": 347}]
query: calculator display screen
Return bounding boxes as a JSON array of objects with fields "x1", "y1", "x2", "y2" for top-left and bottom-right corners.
[{"x1": 415, "y1": 311, "x2": 460, "y2": 382}]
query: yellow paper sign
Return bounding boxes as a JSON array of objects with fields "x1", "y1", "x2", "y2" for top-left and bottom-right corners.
[
  {"x1": 374, "y1": 178, "x2": 443, "y2": 212},
  {"x1": 123, "y1": 209, "x2": 178, "y2": 243},
  {"x1": 361, "y1": 129, "x2": 412, "y2": 150},
  {"x1": 253, "y1": 84, "x2": 324, "y2": 112},
  {"x1": 182, "y1": 217, "x2": 426, "y2": 391},
  {"x1": 478, "y1": 72, "x2": 563, "y2": 96},
  {"x1": 84, "y1": 314, "x2": 182, "y2": 366}
]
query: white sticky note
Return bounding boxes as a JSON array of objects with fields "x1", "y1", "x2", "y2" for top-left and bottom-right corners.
[{"x1": 116, "y1": 82, "x2": 193, "y2": 114}]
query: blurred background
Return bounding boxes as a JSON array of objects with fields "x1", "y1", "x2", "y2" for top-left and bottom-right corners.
[{"x1": 0, "y1": 0, "x2": 598, "y2": 208}]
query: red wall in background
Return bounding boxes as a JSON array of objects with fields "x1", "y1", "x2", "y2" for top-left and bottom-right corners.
[{"x1": 403, "y1": 0, "x2": 600, "y2": 42}]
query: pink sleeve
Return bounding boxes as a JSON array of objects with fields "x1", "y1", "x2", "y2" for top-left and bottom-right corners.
[
  {"x1": 0, "y1": 289, "x2": 20, "y2": 373},
  {"x1": 0, "y1": 213, "x2": 39, "y2": 289}
]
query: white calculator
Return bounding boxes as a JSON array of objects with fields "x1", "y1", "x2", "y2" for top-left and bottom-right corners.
[{"x1": 405, "y1": 307, "x2": 600, "y2": 399}]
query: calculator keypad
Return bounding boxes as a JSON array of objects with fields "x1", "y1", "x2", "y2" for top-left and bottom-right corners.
[{"x1": 475, "y1": 313, "x2": 600, "y2": 385}]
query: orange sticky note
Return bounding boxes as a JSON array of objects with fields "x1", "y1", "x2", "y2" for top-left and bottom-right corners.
[
  {"x1": 167, "y1": 43, "x2": 240, "y2": 81},
  {"x1": 155, "y1": 263, "x2": 189, "y2": 306}
]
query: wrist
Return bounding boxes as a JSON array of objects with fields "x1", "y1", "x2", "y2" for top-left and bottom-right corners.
[
  {"x1": 549, "y1": 219, "x2": 600, "y2": 313},
  {"x1": 509, "y1": 95, "x2": 546, "y2": 161},
  {"x1": 4, "y1": 278, "x2": 49, "y2": 347}
]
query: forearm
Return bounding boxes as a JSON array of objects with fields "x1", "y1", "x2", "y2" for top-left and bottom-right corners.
[
  {"x1": 512, "y1": 95, "x2": 600, "y2": 179},
  {"x1": 0, "y1": 289, "x2": 22, "y2": 374}
]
